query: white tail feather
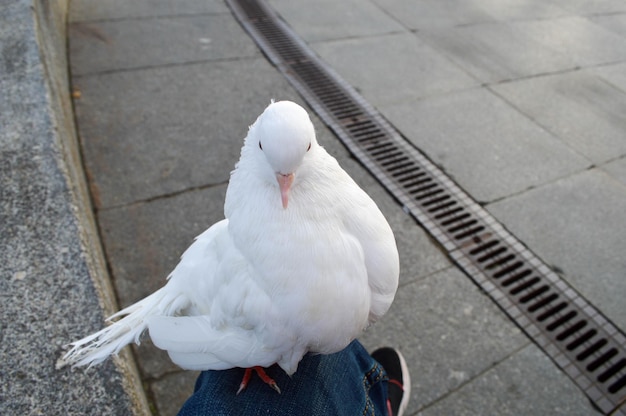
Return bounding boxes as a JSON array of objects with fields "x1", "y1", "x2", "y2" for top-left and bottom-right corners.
[
  {"x1": 62, "y1": 288, "x2": 188, "y2": 368},
  {"x1": 148, "y1": 315, "x2": 268, "y2": 370}
]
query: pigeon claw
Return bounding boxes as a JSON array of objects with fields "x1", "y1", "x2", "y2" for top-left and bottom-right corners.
[
  {"x1": 268, "y1": 380, "x2": 282, "y2": 395},
  {"x1": 237, "y1": 366, "x2": 281, "y2": 395},
  {"x1": 236, "y1": 368, "x2": 252, "y2": 395}
]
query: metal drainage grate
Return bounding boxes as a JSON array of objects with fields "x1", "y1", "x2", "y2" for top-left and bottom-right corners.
[{"x1": 227, "y1": 0, "x2": 626, "y2": 413}]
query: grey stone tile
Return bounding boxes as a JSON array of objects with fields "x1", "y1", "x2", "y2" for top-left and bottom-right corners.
[
  {"x1": 550, "y1": 0, "x2": 626, "y2": 15},
  {"x1": 150, "y1": 370, "x2": 199, "y2": 416},
  {"x1": 70, "y1": 0, "x2": 228, "y2": 22},
  {"x1": 74, "y1": 58, "x2": 299, "y2": 209},
  {"x1": 269, "y1": 0, "x2": 405, "y2": 42},
  {"x1": 590, "y1": 13, "x2": 626, "y2": 39},
  {"x1": 514, "y1": 17, "x2": 626, "y2": 68},
  {"x1": 493, "y1": 70, "x2": 626, "y2": 164},
  {"x1": 487, "y1": 169, "x2": 626, "y2": 330},
  {"x1": 309, "y1": 115, "x2": 352, "y2": 160},
  {"x1": 591, "y1": 62, "x2": 626, "y2": 93},
  {"x1": 421, "y1": 22, "x2": 575, "y2": 83},
  {"x1": 98, "y1": 185, "x2": 228, "y2": 308},
  {"x1": 371, "y1": 0, "x2": 494, "y2": 29},
  {"x1": 417, "y1": 344, "x2": 594, "y2": 416},
  {"x1": 69, "y1": 15, "x2": 259, "y2": 75},
  {"x1": 602, "y1": 157, "x2": 626, "y2": 188},
  {"x1": 471, "y1": 0, "x2": 569, "y2": 21},
  {"x1": 313, "y1": 33, "x2": 478, "y2": 106},
  {"x1": 360, "y1": 267, "x2": 527, "y2": 414},
  {"x1": 379, "y1": 88, "x2": 589, "y2": 202}
]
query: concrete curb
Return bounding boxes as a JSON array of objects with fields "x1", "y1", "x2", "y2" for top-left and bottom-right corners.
[{"x1": 1, "y1": 1, "x2": 149, "y2": 414}]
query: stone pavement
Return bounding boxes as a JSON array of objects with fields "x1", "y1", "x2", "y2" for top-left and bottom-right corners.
[{"x1": 67, "y1": 0, "x2": 626, "y2": 414}]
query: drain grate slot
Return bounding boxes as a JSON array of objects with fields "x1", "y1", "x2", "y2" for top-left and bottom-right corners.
[
  {"x1": 395, "y1": 170, "x2": 426, "y2": 182},
  {"x1": 588, "y1": 349, "x2": 619, "y2": 372},
  {"x1": 568, "y1": 329, "x2": 598, "y2": 351},
  {"x1": 433, "y1": 206, "x2": 463, "y2": 219},
  {"x1": 386, "y1": 161, "x2": 415, "y2": 173},
  {"x1": 228, "y1": 1, "x2": 626, "y2": 413},
  {"x1": 440, "y1": 212, "x2": 470, "y2": 227},
  {"x1": 494, "y1": 262, "x2": 526, "y2": 279},
  {"x1": 509, "y1": 276, "x2": 541, "y2": 295},
  {"x1": 452, "y1": 224, "x2": 484, "y2": 238},
  {"x1": 556, "y1": 320, "x2": 587, "y2": 341},
  {"x1": 476, "y1": 245, "x2": 507, "y2": 262},
  {"x1": 528, "y1": 293, "x2": 559, "y2": 312},
  {"x1": 537, "y1": 302, "x2": 568, "y2": 321},
  {"x1": 519, "y1": 285, "x2": 549, "y2": 303},
  {"x1": 599, "y1": 359, "x2": 626, "y2": 382},
  {"x1": 485, "y1": 253, "x2": 516, "y2": 270},
  {"x1": 546, "y1": 310, "x2": 578, "y2": 331},
  {"x1": 578, "y1": 339, "x2": 608, "y2": 361}
]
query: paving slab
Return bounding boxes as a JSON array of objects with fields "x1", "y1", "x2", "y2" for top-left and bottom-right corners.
[
  {"x1": 311, "y1": 32, "x2": 478, "y2": 106},
  {"x1": 73, "y1": 58, "x2": 298, "y2": 209},
  {"x1": 151, "y1": 370, "x2": 200, "y2": 416},
  {"x1": 417, "y1": 343, "x2": 594, "y2": 416},
  {"x1": 602, "y1": 157, "x2": 626, "y2": 188},
  {"x1": 69, "y1": 13, "x2": 258, "y2": 75},
  {"x1": 268, "y1": 0, "x2": 404, "y2": 43},
  {"x1": 370, "y1": 0, "x2": 494, "y2": 30},
  {"x1": 591, "y1": 61, "x2": 626, "y2": 93},
  {"x1": 591, "y1": 13, "x2": 626, "y2": 39},
  {"x1": 487, "y1": 169, "x2": 626, "y2": 330},
  {"x1": 549, "y1": 0, "x2": 626, "y2": 15},
  {"x1": 378, "y1": 87, "x2": 589, "y2": 202},
  {"x1": 361, "y1": 267, "x2": 527, "y2": 414},
  {"x1": 132, "y1": 338, "x2": 182, "y2": 380},
  {"x1": 514, "y1": 16, "x2": 626, "y2": 68},
  {"x1": 468, "y1": 0, "x2": 569, "y2": 21},
  {"x1": 98, "y1": 185, "x2": 228, "y2": 308},
  {"x1": 420, "y1": 21, "x2": 576, "y2": 84},
  {"x1": 69, "y1": 0, "x2": 228, "y2": 22},
  {"x1": 492, "y1": 70, "x2": 626, "y2": 164}
]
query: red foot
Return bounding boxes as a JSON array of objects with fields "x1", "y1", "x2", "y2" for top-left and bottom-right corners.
[{"x1": 237, "y1": 366, "x2": 281, "y2": 395}]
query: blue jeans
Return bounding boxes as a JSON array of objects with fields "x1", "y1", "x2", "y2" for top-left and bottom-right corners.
[{"x1": 178, "y1": 340, "x2": 389, "y2": 415}]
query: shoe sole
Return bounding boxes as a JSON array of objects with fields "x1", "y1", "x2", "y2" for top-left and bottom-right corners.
[{"x1": 395, "y1": 349, "x2": 410, "y2": 416}]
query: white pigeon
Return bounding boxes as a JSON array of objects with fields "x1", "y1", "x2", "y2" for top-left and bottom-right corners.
[{"x1": 63, "y1": 100, "x2": 399, "y2": 392}]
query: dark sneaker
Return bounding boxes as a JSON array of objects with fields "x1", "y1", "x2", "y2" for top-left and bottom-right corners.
[{"x1": 372, "y1": 347, "x2": 410, "y2": 416}]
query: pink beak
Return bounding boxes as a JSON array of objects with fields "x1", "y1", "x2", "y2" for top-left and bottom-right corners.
[{"x1": 276, "y1": 173, "x2": 295, "y2": 209}]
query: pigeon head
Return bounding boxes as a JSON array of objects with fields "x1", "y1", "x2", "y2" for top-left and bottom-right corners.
[{"x1": 252, "y1": 101, "x2": 317, "y2": 209}]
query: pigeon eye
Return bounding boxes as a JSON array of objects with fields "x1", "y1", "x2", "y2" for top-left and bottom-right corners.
[
  {"x1": 259, "y1": 141, "x2": 263, "y2": 150},
  {"x1": 307, "y1": 142, "x2": 311, "y2": 152}
]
